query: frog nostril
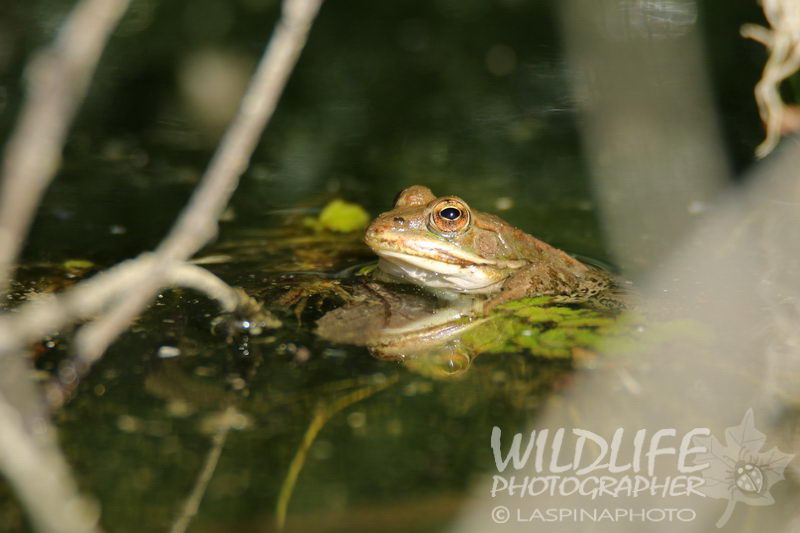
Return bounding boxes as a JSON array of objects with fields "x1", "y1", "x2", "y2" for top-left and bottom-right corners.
[{"x1": 393, "y1": 216, "x2": 405, "y2": 224}]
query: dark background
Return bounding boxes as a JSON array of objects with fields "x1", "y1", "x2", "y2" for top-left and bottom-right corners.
[{"x1": 0, "y1": 0, "x2": 769, "y2": 267}]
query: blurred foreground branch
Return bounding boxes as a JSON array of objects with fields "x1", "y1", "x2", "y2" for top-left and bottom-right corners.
[
  {"x1": 0, "y1": 0, "x2": 324, "y2": 531},
  {"x1": 0, "y1": 392, "x2": 100, "y2": 533},
  {"x1": 456, "y1": 1, "x2": 800, "y2": 529},
  {"x1": 67, "y1": 0, "x2": 323, "y2": 368},
  {"x1": 741, "y1": 0, "x2": 800, "y2": 158},
  {"x1": 559, "y1": 0, "x2": 728, "y2": 273},
  {"x1": 0, "y1": 0, "x2": 131, "y2": 297},
  {"x1": 0, "y1": 0, "x2": 323, "y2": 390},
  {"x1": 0, "y1": 1, "x2": 130, "y2": 531}
]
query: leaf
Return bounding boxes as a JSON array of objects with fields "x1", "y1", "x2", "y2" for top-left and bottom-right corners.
[
  {"x1": 305, "y1": 200, "x2": 370, "y2": 233},
  {"x1": 62, "y1": 259, "x2": 94, "y2": 270},
  {"x1": 692, "y1": 409, "x2": 795, "y2": 527},
  {"x1": 724, "y1": 409, "x2": 766, "y2": 455},
  {"x1": 692, "y1": 433, "x2": 736, "y2": 499}
]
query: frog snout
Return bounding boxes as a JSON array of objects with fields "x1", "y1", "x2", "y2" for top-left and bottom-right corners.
[
  {"x1": 366, "y1": 215, "x2": 394, "y2": 237},
  {"x1": 364, "y1": 221, "x2": 385, "y2": 243}
]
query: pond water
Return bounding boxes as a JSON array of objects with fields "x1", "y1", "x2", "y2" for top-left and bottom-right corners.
[{"x1": 2, "y1": 1, "x2": 799, "y2": 532}]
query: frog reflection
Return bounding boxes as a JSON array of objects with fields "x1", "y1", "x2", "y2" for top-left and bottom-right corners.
[
  {"x1": 316, "y1": 283, "x2": 484, "y2": 378},
  {"x1": 316, "y1": 281, "x2": 637, "y2": 378}
]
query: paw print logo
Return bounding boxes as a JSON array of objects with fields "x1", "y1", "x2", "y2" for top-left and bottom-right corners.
[{"x1": 692, "y1": 409, "x2": 795, "y2": 528}]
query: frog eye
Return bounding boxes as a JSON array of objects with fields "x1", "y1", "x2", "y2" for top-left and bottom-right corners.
[
  {"x1": 430, "y1": 199, "x2": 471, "y2": 234},
  {"x1": 440, "y1": 207, "x2": 461, "y2": 220}
]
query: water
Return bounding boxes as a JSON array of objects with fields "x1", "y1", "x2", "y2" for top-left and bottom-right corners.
[{"x1": 1, "y1": 1, "x2": 797, "y2": 532}]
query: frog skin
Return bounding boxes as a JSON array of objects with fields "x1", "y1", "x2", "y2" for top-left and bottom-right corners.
[{"x1": 364, "y1": 185, "x2": 615, "y2": 311}]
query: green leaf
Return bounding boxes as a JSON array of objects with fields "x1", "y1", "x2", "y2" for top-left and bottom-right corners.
[
  {"x1": 62, "y1": 259, "x2": 95, "y2": 270},
  {"x1": 317, "y1": 199, "x2": 370, "y2": 233}
]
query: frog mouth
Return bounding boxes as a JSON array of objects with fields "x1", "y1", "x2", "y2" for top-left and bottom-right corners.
[
  {"x1": 369, "y1": 238, "x2": 526, "y2": 271},
  {"x1": 374, "y1": 252, "x2": 507, "y2": 292},
  {"x1": 369, "y1": 239, "x2": 526, "y2": 292},
  {"x1": 375, "y1": 248, "x2": 488, "y2": 270}
]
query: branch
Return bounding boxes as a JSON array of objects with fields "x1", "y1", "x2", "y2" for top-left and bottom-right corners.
[
  {"x1": 0, "y1": 1, "x2": 323, "y2": 531},
  {"x1": 741, "y1": 0, "x2": 800, "y2": 158},
  {"x1": 0, "y1": 255, "x2": 153, "y2": 354},
  {"x1": 0, "y1": 0, "x2": 131, "y2": 296},
  {"x1": 0, "y1": 255, "x2": 273, "y2": 411},
  {"x1": 0, "y1": 0, "x2": 322, "y2": 381},
  {"x1": 160, "y1": 0, "x2": 325, "y2": 260},
  {"x1": 67, "y1": 0, "x2": 324, "y2": 366},
  {"x1": 0, "y1": 394, "x2": 100, "y2": 533}
]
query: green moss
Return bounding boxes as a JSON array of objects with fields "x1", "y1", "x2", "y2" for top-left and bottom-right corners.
[{"x1": 458, "y1": 297, "x2": 711, "y2": 360}]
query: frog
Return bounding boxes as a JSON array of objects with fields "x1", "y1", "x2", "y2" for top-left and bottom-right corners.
[{"x1": 364, "y1": 185, "x2": 618, "y2": 312}]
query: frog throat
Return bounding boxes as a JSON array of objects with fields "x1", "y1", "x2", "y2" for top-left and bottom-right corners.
[{"x1": 372, "y1": 241, "x2": 527, "y2": 293}]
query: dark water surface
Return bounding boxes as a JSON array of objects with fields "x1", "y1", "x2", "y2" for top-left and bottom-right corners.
[{"x1": 0, "y1": 0, "x2": 789, "y2": 532}]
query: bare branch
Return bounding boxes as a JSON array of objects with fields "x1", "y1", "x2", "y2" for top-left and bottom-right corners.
[
  {"x1": 0, "y1": 256, "x2": 263, "y2": 410},
  {"x1": 164, "y1": 263, "x2": 244, "y2": 312},
  {"x1": 0, "y1": 394, "x2": 101, "y2": 533},
  {"x1": 0, "y1": 255, "x2": 155, "y2": 355},
  {"x1": 0, "y1": 0, "x2": 322, "y2": 376},
  {"x1": 0, "y1": 1, "x2": 323, "y2": 530},
  {"x1": 742, "y1": 0, "x2": 800, "y2": 158},
  {"x1": 67, "y1": 0, "x2": 324, "y2": 365},
  {"x1": 0, "y1": 0, "x2": 131, "y2": 296},
  {"x1": 71, "y1": 263, "x2": 246, "y2": 365},
  {"x1": 160, "y1": 0, "x2": 324, "y2": 260}
]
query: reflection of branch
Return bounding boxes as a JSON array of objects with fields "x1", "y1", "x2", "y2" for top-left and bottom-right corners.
[
  {"x1": 275, "y1": 376, "x2": 400, "y2": 531},
  {"x1": 0, "y1": 0, "x2": 131, "y2": 296},
  {"x1": 741, "y1": 0, "x2": 800, "y2": 158},
  {"x1": 169, "y1": 407, "x2": 237, "y2": 533}
]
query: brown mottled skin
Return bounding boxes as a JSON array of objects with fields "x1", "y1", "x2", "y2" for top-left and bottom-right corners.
[{"x1": 365, "y1": 185, "x2": 614, "y2": 311}]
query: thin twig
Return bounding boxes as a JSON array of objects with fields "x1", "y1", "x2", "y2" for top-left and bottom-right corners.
[
  {"x1": 0, "y1": 0, "x2": 131, "y2": 296},
  {"x1": 741, "y1": 0, "x2": 800, "y2": 158},
  {"x1": 0, "y1": 255, "x2": 261, "y2": 411},
  {"x1": 0, "y1": 255, "x2": 155, "y2": 354},
  {"x1": 164, "y1": 263, "x2": 245, "y2": 312},
  {"x1": 69, "y1": 0, "x2": 324, "y2": 368},
  {"x1": 0, "y1": 256, "x2": 244, "y2": 356},
  {"x1": 0, "y1": 0, "x2": 323, "y2": 358},
  {"x1": 70, "y1": 262, "x2": 245, "y2": 365},
  {"x1": 160, "y1": 0, "x2": 324, "y2": 260}
]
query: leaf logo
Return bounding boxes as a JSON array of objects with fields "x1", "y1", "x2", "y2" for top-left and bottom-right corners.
[{"x1": 692, "y1": 409, "x2": 795, "y2": 528}]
